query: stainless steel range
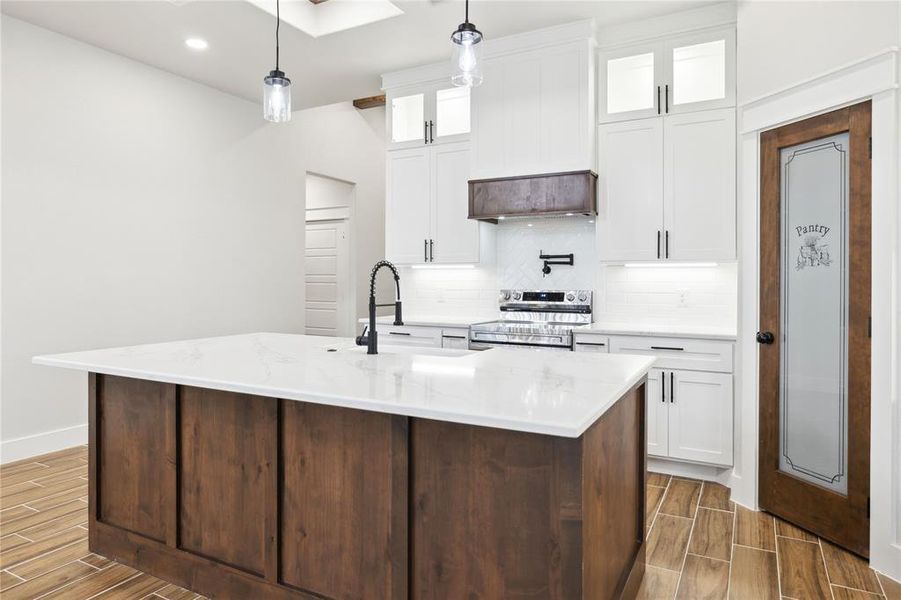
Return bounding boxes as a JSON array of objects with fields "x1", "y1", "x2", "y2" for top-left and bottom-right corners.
[{"x1": 469, "y1": 289, "x2": 592, "y2": 351}]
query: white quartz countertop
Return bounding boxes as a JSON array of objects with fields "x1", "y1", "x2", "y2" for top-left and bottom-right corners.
[
  {"x1": 33, "y1": 333, "x2": 655, "y2": 438},
  {"x1": 575, "y1": 321, "x2": 737, "y2": 341},
  {"x1": 359, "y1": 315, "x2": 497, "y2": 328}
]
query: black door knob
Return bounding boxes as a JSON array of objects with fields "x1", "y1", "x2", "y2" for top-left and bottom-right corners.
[{"x1": 756, "y1": 331, "x2": 775, "y2": 344}]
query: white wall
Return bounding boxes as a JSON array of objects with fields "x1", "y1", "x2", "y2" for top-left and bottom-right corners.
[
  {"x1": 288, "y1": 103, "x2": 389, "y2": 324},
  {"x1": 0, "y1": 17, "x2": 306, "y2": 461},
  {"x1": 736, "y1": 1, "x2": 901, "y2": 580},
  {"x1": 737, "y1": 0, "x2": 900, "y2": 103}
]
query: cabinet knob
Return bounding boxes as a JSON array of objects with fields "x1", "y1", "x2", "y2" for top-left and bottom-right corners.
[{"x1": 756, "y1": 331, "x2": 775, "y2": 345}]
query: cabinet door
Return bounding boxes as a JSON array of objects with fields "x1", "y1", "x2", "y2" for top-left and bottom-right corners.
[
  {"x1": 664, "y1": 28, "x2": 735, "y2": 115},
  {"x1": 663, "y1": 108, "x2": 736, "y2": 260},
  {"x1": 380, "y1": 325, "x2": 443, "y2": 348},
  {"x1": 388, "y1": 88, "x2": 427, "y2": 149},
  {"x1": 386, "y1": 148, "x2": 431, "y2": 264},
  {"x1": 430, "y1": 142, "x2": 479, "y2": 263},
  {"x1": 668, "y1": 371, "x2": 733, "y2": 466},
  {"x1": 433, "y1": 86, "x2": 471, "y2": 145},
  {"x1": 646, "y1": 369, "x2": 668, "y2": 458},
  {"x1": 597, "y1": 118, "x2": 664, "y2": 262},
  {"x1": 599, "y1": 42, "x2": 664, "y2": 123}
]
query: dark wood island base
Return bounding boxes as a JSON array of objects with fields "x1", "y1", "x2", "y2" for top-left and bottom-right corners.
[{"x1": 88, "y1": 373, "x2": 646, "y2": 599}]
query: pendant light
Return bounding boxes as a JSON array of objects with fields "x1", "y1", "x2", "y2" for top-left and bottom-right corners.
[
  {"x1": 450, "y1": 0, "x2": 483, "y2": 88},
  {"x1": 263, "y1": 0, "x2": 291, "y2": 122}
]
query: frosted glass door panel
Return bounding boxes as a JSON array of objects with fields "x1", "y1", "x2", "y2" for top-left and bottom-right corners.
[
  {"x1": 607, "y1": 52, "x2": 655, "y2": 115},
  {"x1": 391, "y1": 93, "x2": 424, "y2": 144},
  {"x1": 672, "y1": 39, "x2": 725, "y2": 106},
  {"x1": 435, "y1": 87, "x2": 470, "y2": 139},
  {"x1": 779, "y1": 132, "x2": 850, "y2": 495}
]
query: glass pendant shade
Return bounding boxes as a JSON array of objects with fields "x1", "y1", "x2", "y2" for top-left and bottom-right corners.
[
  {"x1": 451, "y1": 23, "x2": 483, "y2": 88},
  {"x1": 263, "y1": 70, "x2": 292, "y2": 123}
]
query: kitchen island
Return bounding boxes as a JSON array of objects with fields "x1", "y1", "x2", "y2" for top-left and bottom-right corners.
[{"x1": 34, "y1": 333, "x2": 655, "y2": 599}]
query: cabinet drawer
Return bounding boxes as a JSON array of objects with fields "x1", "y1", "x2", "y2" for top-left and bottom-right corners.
[
  {"x1": 609, "y1": 336, "x2": 733, "y2": 373},
  {"x1": 441, "y1": 328, "x2": 469, "y2": 350},
  {"x1": 378, "y1": 325, "x2": 442, "y2": 348},
  {"x1": 573, "y1": 335, "x2": 609, "y2": 352}
]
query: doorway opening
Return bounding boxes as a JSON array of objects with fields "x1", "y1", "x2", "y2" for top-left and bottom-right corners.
[{"x1": 304, "y1": 173, "x2": 356, "y2": 338}]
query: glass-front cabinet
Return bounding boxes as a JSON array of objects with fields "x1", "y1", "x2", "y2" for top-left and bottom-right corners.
[
  {"x1": 599, "y1": 26, "x2": 735, "y2": 122},
  {"x1": 387, "y1": 83, "x2": 470, "y2": 149}
]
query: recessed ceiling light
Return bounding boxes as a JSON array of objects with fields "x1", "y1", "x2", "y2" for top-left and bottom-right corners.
[{"x1": 185, "y1": 38, "x2": 208, "y2": 51}]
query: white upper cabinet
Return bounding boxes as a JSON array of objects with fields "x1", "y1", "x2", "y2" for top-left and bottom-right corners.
[
  {"x1": 666, "y1": 29, "x2": 736, "y2": 114},
  {"x1": 599, "y1": 26, "x2": 735, "y2": 123},
  {"x1": 470, "y1": 32, "x2": 595, "y2": 180},
  {"x1": 663, "y1": 108, "x2": 736, "y2": 260},
  {"x1": 386, "y1": 142, "x2": 484, "y2": 265},
  {"x1": 597, "y1": 108, "x2": 736, "y2": 262},
  {"x1": 387, "y1": 83, "x2": 470, "y2": 149},
  {"x1": 430, "y1": 142, "x2": 479, "y2": 263},
  {"x1": 597, "y1": 118, "x2": 664, "y2": 262},
  {"x1": 385, "y1": 148, "x2": 431, "y2": 263},
  {"x1": 599, "y1": 42, "x2": 664, "y2": 122}
]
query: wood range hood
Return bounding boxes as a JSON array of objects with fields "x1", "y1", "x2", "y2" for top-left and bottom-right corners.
[{"x1": 468, "y1": 170, "x2": 598, "y2": 222}]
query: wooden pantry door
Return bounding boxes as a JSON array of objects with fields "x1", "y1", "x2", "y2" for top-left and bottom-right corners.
[{"x1": 758, "y1": 101, "x2": 871, "y2": 557}]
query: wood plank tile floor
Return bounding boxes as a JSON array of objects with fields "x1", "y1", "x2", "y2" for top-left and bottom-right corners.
[
  {"x1": 640, "y1": 473, "x2": 901, "y2": 600},
  {"x1": 0, "y1": 446, "x2": 205, "y2": 599},
  {"x1": 2, "y1": 447, "x2": 898, "y2": 599}
]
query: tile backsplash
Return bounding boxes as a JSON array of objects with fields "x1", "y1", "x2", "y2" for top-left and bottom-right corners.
[
  {"x1": 397, "y1": 217, "x2": 737, "y2": 328},
  {"x1": 496, "y1": 218, "x2": 597, "y2": 290},
  {"x1": 597, "y1": 263, "x2": 737, "y2": 328}
]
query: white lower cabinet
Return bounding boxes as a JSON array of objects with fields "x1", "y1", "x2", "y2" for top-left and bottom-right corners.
[
  {"x1": 441, "y1": 328, "x2": 469, "y2": 349},
  {"x1": 667, "y1": 370, "x2": 733, "y2": 465},
  {"x1": 609, "y1": 335, "x2": 734, "y2": 467},
  {"x1": 646, "y1": 368, "x2": 668, "y2": 457},
  {"x1": 376, "y1": 325, "x2": 442, "y2": 348}
]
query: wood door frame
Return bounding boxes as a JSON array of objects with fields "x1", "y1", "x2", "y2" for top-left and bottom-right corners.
[{"x1": 758, "y1": 101, "x2": 871, "y2": 557}]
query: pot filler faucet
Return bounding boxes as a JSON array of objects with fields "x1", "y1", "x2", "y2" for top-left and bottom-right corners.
[{"x1": 355, "y1": 260, "x2": 403, "y2": 355}]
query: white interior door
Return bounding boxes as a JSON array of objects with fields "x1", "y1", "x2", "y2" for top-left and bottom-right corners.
[
  {"x1": 430, "y1": 141, "x2": 478, "y2": 264},
  {"x1": 667, "y1": 370, "x2": 734, "y2": 465},
  {"x1": 646, "y1": 368, "x2": 668, "y2": 458},
  {"x1": 597, "y1": 118, "x2": 664, "y2": 262},
  {"x1": 386, "y1": 148, "x2": 431, "y2": 264},
  {"x1": 663, "y1": 108, "x2": 736, "y2": 260},
  {"x1": 305, "y1": 221, "x2": 351, "y2": 337}
]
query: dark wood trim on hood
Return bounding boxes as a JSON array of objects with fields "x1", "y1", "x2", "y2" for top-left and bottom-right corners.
[{"x1": 468, "y1": 170, "x2": 598, "y2": 222}]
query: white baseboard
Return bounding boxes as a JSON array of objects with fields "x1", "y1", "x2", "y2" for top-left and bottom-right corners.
[
  {"x1": 1, "y1": 424, "x2": 88, "y2": 464},
  {"x1": 649, "y1": 457, "x2": 733, "y2": 485}
]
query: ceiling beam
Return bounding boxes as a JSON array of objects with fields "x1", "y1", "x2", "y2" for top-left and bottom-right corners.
[{"x1": 352, "y1": 94, "x2": 386, "y2": 110}]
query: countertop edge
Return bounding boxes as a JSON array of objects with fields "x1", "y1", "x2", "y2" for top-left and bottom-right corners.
[{"x1": 33, "y1": 354, "x2": 656, "y2": 439}]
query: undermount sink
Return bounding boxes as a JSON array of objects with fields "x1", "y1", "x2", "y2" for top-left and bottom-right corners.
[{"x1": 340, "y1": 344, "x2": 475, "y2": 358}]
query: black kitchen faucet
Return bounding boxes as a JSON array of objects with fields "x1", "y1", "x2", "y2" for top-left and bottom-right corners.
[{"x1": 355, "y1": 260, "x2": 403, "y2": 355}]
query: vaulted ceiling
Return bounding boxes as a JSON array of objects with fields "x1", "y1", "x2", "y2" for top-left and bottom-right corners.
[{"x1": 2, "y1": 0, "x2": 716, "y2": 110}]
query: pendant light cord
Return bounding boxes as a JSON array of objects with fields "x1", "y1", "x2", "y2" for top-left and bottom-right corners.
[
  {"x1": 465, "y1": 0, "x2": 469, "y2": 24},
  {"x1": 275, "y1": 0, "x2": 281, "y2": 71}
]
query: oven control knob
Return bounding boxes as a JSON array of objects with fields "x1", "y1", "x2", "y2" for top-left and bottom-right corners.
[
  {"x1": 499, "y1": 291, "x2": 511, "y2": 301},
  {"x1": 566, "y1": 292, "x2": 575, "y2": 302},
  {"x1": 512, "y1": 291, "x2": 522, "y2": 301},
  {"x1": 577, "y1": 292, "x2": 588, "y2": 302}
]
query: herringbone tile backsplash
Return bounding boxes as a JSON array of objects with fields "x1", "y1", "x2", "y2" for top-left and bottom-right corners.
[{"x1": 399, "y1": 218, "x2": 736, "y2": 328}]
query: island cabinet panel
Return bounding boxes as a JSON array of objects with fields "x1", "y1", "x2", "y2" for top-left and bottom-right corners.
[
  {"x1": 280, "y1": 401, "x2": 408, "y2": 599},
  {"x1": 95, "y1": 375, "x2": 176, "y2": 545},
  {"x1": 178, "y1": 387, "x2": 278, "y2": 580},
  {"x1": 411, "y1": 420, "x2": 584, "y2": 599},
  {"x1": 583, "y1": 383, "x2": 646, "y2": 599}
]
